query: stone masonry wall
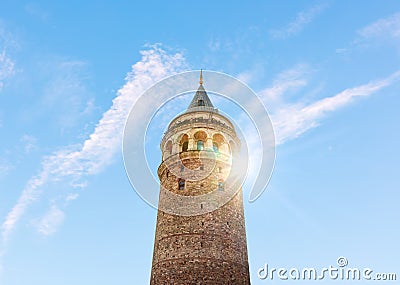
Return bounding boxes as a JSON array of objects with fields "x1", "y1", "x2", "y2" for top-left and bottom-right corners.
[{"x1": 150, "y1": 150, "x2": 251, "y2": 285}]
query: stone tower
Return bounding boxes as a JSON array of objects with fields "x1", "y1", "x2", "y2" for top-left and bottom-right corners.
[{"x1": 150, "y1": 71, "x2": 251, "y2": 284}]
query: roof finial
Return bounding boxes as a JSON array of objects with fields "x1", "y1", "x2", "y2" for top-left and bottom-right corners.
[{"x1": 199, "y1": 69, "x2": 203, "y2": 85}]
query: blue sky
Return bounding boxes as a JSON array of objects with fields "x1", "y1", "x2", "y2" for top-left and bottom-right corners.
[{"x1": 1, "y1": 1, "x2": 399, "y2": 284}]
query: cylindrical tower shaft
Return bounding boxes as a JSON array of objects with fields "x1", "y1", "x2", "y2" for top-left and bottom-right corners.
[{"x1": 150, "y1": 75, "x2": 251, "y2": 284}]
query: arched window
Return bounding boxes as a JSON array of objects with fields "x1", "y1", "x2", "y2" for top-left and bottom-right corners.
[
  {"x1": 197, "y1": 140, "x2": 204, "y2": 150},
  {"x1": 213, "y1": 142, "x2": 219, "y2": 152},
  {"x1": 182, "y1": 141, "x2": 188, "y2": 152},
  {"x1": 178, "y1": 179, "x2": 185, "y2": 190},
  {"x1": 165, "y1": 140, "x2": 173, "y2": 155},
  {"x1": 213, "y1": 133, "x2": 225, "y2": 154},
  {"x1": 194, "y1": 131, "x2": 207, "y2": 151},
  {"x1": 180, "y1": 134, "x2": 189, "y2": 152},
  {"x1": 198, "y1": 99, "x2": 205, "y2": 106}
]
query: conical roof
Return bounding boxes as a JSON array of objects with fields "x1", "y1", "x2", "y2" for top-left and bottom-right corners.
[{"x1": 186, "y1": 70, "x2": 216, "y2": 113}]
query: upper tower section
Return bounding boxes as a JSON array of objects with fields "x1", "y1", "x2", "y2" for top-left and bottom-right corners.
[{"x1": 160, "y1": 71, "x2": 240, "y2": 162}]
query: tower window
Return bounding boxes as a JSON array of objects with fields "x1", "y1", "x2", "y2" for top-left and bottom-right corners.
[
  {"x1": 166, "y1": 170, "x2": 169, "y2": 178},
  {"x1": 198, "y1": 99, "x2": 205, "y2": 106},
  {"x1": 218, "y1": 181, "x2": 224, "y2": 191},
  {"x1": 180, "y1": 165, "x2": 185, "y2": 172},
  {"x1": 178, "y1": 179, "x2": 185, "y2": 190},
  {"x1": 165, "y1": 140, "x2": 173, "y2": 155},
  {"x1": 200, "y1": 165, "x2": 204, "y2": 170},
  {"x1": 197, "y1": 140, "x2": 204, "y2": 150},
  {"x1": 213, "y1": 142, "x2": 219, "y2": 152},
  {"x1": 182, "y1": 141, "x2": 188, "y2": 152}
]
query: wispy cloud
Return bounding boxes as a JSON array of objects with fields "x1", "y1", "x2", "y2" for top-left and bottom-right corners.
[
  {"x1": 358, "y1": 12, "x2": 400, "y2": 41},
  {"x1": 336, "y1": 12, "x2": 400, "y2": 56},
  {"x1": 35, "y1": 204, "x2": 65, "y2": 236},
  {"x1": 270, "y1": 4, "x2": 328, "y2": 39},
  {"x1": 20, "y1": 135, "x2": 38, "y2": 154},
  {"x1": 208, "y1": 37, "x2": 222, "y2": 52},
  {"x1": 270, "y1": 70, "x2": 400, "y2": 144},
  {"x1": 1, "y1": 172, "x2": 47, "y2": 242},
  {"x1": 0, "y1": 46, "x2": 186, "y2": 246},
  {"x1": 252, "y1": 63, "x2": 400, "y2": 144},
  {"x1": 343, "y1": 12, "x2": 400, "y2": 53},
  {"x1": 240, "y1": 66, "x2": 400, "y2": 202},
  {"x1": 0, "y1": 24, "x2": 16, "y2": 92},
  {"x1": 258, "y1": 64, "x2": 311, "y2": 103},
  {"x1": 0, "y1": 159, "x2": 13, "y2": 180},
  {"x1": 0, "y1": 50, "x2": 14, "y2": 91},
  {"x1": 37, "y1": 59, "x2": 97, "y2": 130},
  {"x1": 65, "y1": 193, "x2": 79, "y2": 202},
  {"x1": 24, "y1": 3, "x2": 49, "y2": 23}
]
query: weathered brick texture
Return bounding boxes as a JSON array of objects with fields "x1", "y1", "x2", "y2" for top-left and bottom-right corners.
[{"x1": 150, "y1": 91, "x2": 251, "y2": 284}]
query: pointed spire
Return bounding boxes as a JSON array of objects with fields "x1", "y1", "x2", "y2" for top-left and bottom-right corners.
[{"x1": 186, "y1": 70, "x2": 216, "y2": 112}]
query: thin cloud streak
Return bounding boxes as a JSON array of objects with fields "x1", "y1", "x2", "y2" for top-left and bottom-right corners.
[
  {"x1": 36, "y1": 204, "x2": 65, "y2": 236},
  {"x1": 258, "y1": 64, "x2": 310, "y2": 103},
  {"x1": 1, "y1": 169, "x2": 48, "y2": 243},
  {"x1": 241, "y1": 67, "x2": 399, "y2": 202},
  {"x1": 0, "y1": 24, "x2": 16, "y2": 91},
  {"x1": 358, "y1": 12, "x2": 400, "y2": 40},
  {"x1": 270, "y1": 4, "x2": 328, "y2": 39},
  {"x1": 0, "y1": 46, "x2": 186, "y2": 245},
  {"x1": 271, "y1": 70, "x2": 400, "y2": 144},
  {"x1": 0, "y1": 159, "x2": 13, "y2": 179},
  {"x1": 336, "y1": 12, "x2": 400, "y2": 55},
  {"x1": 0, "y1": 50, "x2": 14, "y2": 91}
]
